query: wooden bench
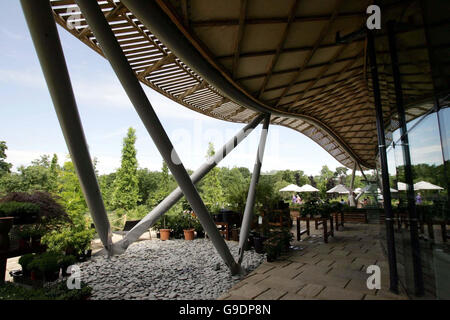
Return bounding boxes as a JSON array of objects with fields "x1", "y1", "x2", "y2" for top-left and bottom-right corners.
[
  {"x1": 296, "y1": 217, "x2": 310, "y2": 241},
  {"x1": 343, "y1": 211, "x2": 368, "y2": 223}
]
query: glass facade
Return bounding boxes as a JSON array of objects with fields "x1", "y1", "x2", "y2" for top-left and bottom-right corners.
[{"x1": 376, "y1": 0, "x2": 450, "y2": 299}]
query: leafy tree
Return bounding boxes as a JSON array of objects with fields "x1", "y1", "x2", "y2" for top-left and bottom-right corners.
[
  {"x1": 201, "y1": 142, "x2": 224, "y2": 212},
  {"x1": 98, "y1": 172, "x2": 116, "y2": 210},
  {"x1": 58, "y1": 160, "x2": 87, "y2": 215},
  {"x1": 147, "y1": 160, "x2": 174, "y2": 209},
  {"x1": 334, "y1": 166, "x2": 348, "y2": 184},
  {"x1": 111, "y1": 127, "x2": 140, "y2": 210},
  {"x1": 49, "y1": 154, "x2": 59, "y2": 193},
  {"x1": 136, "y1": 168, "x2": 160, "y2": 205},
  {"x1": 0, "y1": 141, "x2": 12, "y2": 176}
]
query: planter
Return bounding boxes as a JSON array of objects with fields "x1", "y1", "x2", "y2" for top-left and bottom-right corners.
[
  {"x1": 159, "y1": 229, "x2": 170, "y2": 241},
  {"x1": 183, "y1": 229, "x2": 195, "y2": 240},
  {"x1": 0, "y1": 217, "x2": 14, "y2": 250},
  {"x1": 253, "y1": 236, "x2": 264, "y2": 254},
  {"x1": 9, "y1": 270, "x2": 24, "y2": 283}
]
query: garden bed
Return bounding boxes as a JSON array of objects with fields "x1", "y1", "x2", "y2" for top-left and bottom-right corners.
[{"x1": 77, "y1": 239, "x2": 265, "y2": 300}]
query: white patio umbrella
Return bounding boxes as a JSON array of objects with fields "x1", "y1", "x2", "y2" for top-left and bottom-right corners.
[
  {"x1": 326, "y1": 184, "x2": 351, "y2": 194},
  {"x1": 413, "y1": 181, "x2": 444, "y2": 190},
  {"x1": 279, "y1": 184, "x2": 303, "y2": 192},
  {"x1": 397, "y1": 182, "x2": 408, "y2": 191},
  {"x1": 377, "y1": 188, "x2": 398, "y2": 193},
  {"x1": 397, "y1": 181, "x2": 443, "y2": 191},
  {"x1": 354, "y1": 187, "x2": 362, "y2": 194},
  {"x1": 298, "y1": 184, "x2": 319, "y2": 192}
]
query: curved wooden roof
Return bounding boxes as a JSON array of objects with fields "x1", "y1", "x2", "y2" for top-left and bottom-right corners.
[{"x1": 49, "y1": 0, "x2": 439, "y2": 169}]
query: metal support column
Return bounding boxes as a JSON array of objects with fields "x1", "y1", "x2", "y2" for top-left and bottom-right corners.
[
  {"x1": 75, "y1": 0, "x2": 242, "y2": 274},
  {"x1": 20, "y1": 0, "x2": 112, "y2": 253},
  {"x1": 387, "y1": 21, "x2": 424, "y2": 296},
  {"x1": 367, "y1": 30, "x2": 399, "y2": 293},
  {"x1": 349, "y1": 163, "x2": 357, "y2": 207},
  {"x1": 114, "y1": 114, "x2": 265, "y2": 253},
  {"x1": 238, "y1": 114, "x2": 270, "y2": 264}
]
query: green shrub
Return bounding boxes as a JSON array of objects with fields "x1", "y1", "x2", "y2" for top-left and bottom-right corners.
[
  {"x1": 0, "y1": 192, "x2": 69, "y2": 222},
  {"x1": 28, "y1": 252, "x2": 62, "y2": 274},
  {"x1": 0, "y1": 201, "x2": 40, "y2": 218},
  {"x1": 18, "y1": 253, "x2": 35, "y2": 272},
  {"x1": 42, "y1": 227, "x2": 95, "y2": 255}
]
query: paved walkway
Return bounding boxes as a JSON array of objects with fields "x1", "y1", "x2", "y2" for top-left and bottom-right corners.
[{"x1": 219, "y1": 222, "x2": 409, "y2": 300}]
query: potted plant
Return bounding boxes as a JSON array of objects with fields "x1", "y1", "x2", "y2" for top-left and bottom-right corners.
[
  {"x1": 252, "y1": 233, "x2": 265, "y2": 254},
  {"x1": 29, "y1": 252, "x2": 61, "y2": 282},
  {"x1": 159, "y1": 215, "x2": 170, "y2": 241},
  {"x1": 182, "y1": 210, "x2": 195, "y2": 241},
  {"x1": 29, "y1": 224, "x2": 45, "y2": 250},
  {"x1": 18, "y1": 253, "x2": 35, "y2": 278}
]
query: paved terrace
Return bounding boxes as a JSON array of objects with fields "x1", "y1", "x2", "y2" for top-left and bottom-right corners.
[{"x1": 219, "y1": 223, "x2": 409, "y2": 300}]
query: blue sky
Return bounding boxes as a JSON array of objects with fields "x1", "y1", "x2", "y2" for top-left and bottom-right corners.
[{"x1": 1, "y1": 2, "x2": 351, "y2": 176}]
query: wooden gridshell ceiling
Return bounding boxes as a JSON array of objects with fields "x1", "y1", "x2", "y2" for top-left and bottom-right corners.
[{"x1": 49, "y1": 0, "x2": 439, "y2": 169}]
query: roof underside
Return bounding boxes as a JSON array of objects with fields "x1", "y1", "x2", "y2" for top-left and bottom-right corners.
[{"x1": 49, "y1": 0, "x2": 442, "y2": 169}]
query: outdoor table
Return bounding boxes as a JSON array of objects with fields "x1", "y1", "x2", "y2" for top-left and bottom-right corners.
[{"x1": 296, "y1": 216, "x2": 310, "y2": 241}]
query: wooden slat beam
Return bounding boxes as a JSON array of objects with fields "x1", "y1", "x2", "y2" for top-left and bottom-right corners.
[
  {"x1": 205, "y1": 97, "x2": 230, "y2": 112},
  {"x1": 232, "y1": 0, "x2": 248, "y2": 79},
  {"x1": 78, "y1": 3, "x2": 126, "y2": 38},
  {"x1": 275, "y1": 0, "x2": 345, "y2": 106},
  {"x1": 138, "y1": 53, "x2": 176, "y2": 79},
  {"x1": 287, "y1": 43, "x2": 349, "y2": 110},
  {"x1": 177, "y1": 80, "x2": 207, "y2": 101},
  {"x1": 191, "y1": 11, "x2": 363, "y2": 27},
  {"x1": 258, "y1": 0, "x2": 300, "y2": 98}
]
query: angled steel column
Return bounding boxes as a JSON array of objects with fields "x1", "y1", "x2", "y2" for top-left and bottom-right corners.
[
  {"x1": 114, "y1": 114, "x2": 265, "y2": 253},
  {"x1": 238, "y1": 114, "x2": 271, "y2": 264},
  {"x1": 367, "y1": 30, "x2": 399, "y2": 294},
  {"x1": 76, "y1": 0, "x2": 242, "y2": 274},
  {"x1": 20, "y1": 0, "x2": 112, "y2": 253},
  {"x1": 349, "y1": 163, "x2": 357, "y2": 207},
  {"x1": 387, "y1": 21, "x2": 424, "y2": 296}
]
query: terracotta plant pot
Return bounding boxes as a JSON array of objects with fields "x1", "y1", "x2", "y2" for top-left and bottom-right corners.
[
  {"x1": 183, "y1": 229, "x2": 195, "y2": 240},
  {"x1": 0, "y1": 217, "x2": 14, "y2": 250},
  {"x1": 159, "y1": 229, "x2": 170, "y2": 241}
]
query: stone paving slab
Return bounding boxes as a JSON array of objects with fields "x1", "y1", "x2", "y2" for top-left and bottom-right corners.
[
  {"x1": 254, "y1": 288, "x2": 287, "y2": 300},
  {"x1": 222, "y1": 224, "x2": 410, "y2": 301},
  {"x1": 316, "y1": 286, "x2": 365, "y2": 300},
  {"x1": 296, "y1": 283, "x2": 325, "y2": 298},
  {"x1": 230, "y1": 283, "x2": 269, "y2": 299}
]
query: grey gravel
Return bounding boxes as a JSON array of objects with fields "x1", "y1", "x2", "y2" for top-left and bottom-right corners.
[{"x1": 77, "y1": 239, "x2": 265, "y2": 300}]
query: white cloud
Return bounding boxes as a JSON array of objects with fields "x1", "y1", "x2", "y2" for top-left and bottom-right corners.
[
  {"x1": 0, "y1": 68, "x2": 45, "y2": 88},
  {"x1": 7, "y1": 150, "x2": 66, "y2": 172}
]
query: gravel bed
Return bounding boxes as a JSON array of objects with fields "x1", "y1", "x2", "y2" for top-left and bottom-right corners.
[{"x1": 77, "y1": 239, "x2": 265, "y2": 300}]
